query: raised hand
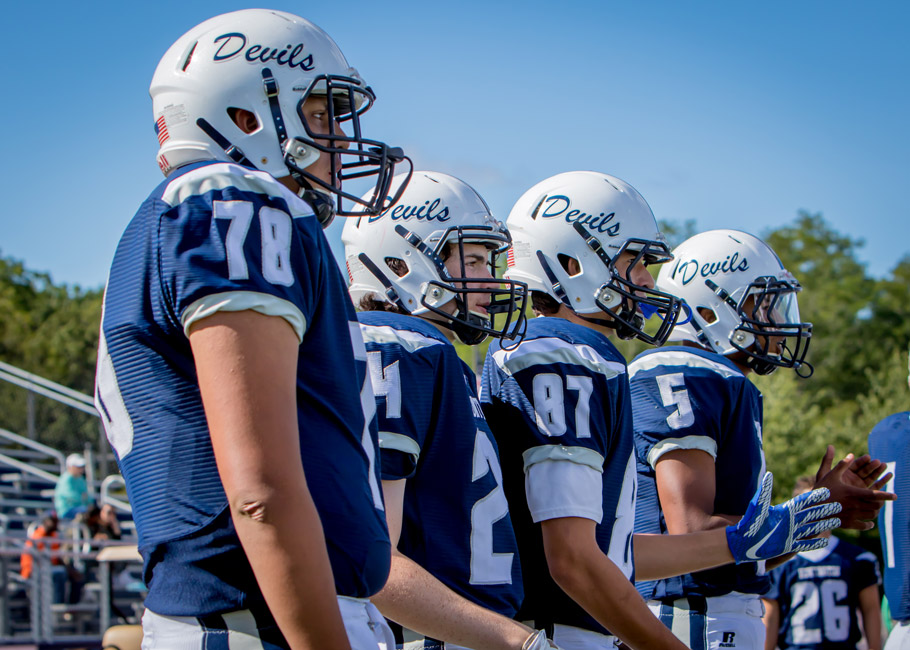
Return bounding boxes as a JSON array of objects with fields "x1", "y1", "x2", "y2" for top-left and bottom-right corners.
[
  {"x1": 726, "y1": 472, "x2": 842, "y2": 564},
  {"x1": 814, "y1": 445, "x2": 896, "y2": 530}
]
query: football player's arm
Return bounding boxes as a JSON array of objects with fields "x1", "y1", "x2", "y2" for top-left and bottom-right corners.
[
  {"x1": 632, "y1": 528, "x2": 735, "y2": 580},
  {"x1": 372, "y1": 479, "x2": 538, "y2": 650},
  {"x1": 760, "y1": 598, "x2": 780, "y2": 650},
  {"x1": 858, "y1": 583, "x2": 883, "y2": 650},
  {"x1": 655, "y1": 448, "x2": 739, "y2": 532},
  {"x1": 541, "y1": 516, "x2": 690, "y2": 650},
  {"x1": 189, "y1": 310, "x2": 350, "y2": 650}
]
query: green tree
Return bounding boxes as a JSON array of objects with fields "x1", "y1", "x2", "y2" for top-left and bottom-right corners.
[
  {"x1": 0, "y1": 252, "x2": 103, "y2": 453},
  {"x1": 764, "y1": 212, "x2": 876, "y2": 409}
]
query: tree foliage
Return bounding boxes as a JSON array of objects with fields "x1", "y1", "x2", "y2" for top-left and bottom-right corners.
[{"x1": 0, "y1": 252, "x2": 102, "y2": 453}]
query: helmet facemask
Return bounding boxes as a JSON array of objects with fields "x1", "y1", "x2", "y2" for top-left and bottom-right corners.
[
  {"x1": 283, "y1": 74, "x2": 413, "y2": 220},
  {"x1": 725, "y1": 276, "x2": 812, "y2": 375},
  {"x1": 398, "y1": 224, "x2": 528, "y2": 346},
  {"x1": 572, "y1": 222, "x2": 682, "y2": 345}
]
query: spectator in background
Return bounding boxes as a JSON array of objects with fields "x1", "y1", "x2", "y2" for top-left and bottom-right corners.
[
  {"x1": 96, "y1": 503, "x2": 122, "y2": 541},
  {"x1": 54, "y1": 453, "x2": 89, "y2": 519},
  {"x1": 80, "y1": 503, "x2": 122, "y2": 542},
  {"x1": 20, "y1": 511, "x2": 83, "y2": 604},
  {"x1": 762, "y1": 476, "x2": 883, "y2": 650}
]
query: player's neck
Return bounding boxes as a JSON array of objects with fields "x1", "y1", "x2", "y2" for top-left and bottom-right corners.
[
  {"x1": 551, "y1": 304, "x2": 615, "y2": 338},
  {"x1": 679, "y1": 341, "x2": 754, "y2": 376},
  {"x1": 421, "y1": 314, "x2": 457, "y2": 344}
]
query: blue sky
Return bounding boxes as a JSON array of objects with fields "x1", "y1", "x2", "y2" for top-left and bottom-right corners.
[{"x1": 2, "y1": 1, "x2": 907, "y2": 289}]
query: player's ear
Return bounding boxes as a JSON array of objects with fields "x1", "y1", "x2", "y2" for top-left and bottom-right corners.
[
  {"x1": 228, "y1": 107, "x2": 259, "y2": 134},
  {"x1": 557, "y1": 254, "x2": 581, "y2": 276}
]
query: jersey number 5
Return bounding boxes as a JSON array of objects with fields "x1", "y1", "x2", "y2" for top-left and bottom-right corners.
[{"x1": 656, "y1": 372, "x2": 695, "y2": 429}]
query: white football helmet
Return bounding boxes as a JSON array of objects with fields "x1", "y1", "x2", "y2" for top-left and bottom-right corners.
[
  {"x1": 343, "y1": 171, "x2": 528, "y2": 345},
  {"x1": 505, "y1": 171, "x2": 681, "y2": 344},
  {"x1": 150, "y1": 9, "x2": 411, "y2": 223},
  {"x1": 658, "y1": 229, "x2": 812, "y2": 375}
]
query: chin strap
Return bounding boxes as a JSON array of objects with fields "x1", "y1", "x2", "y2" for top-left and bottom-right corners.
[
  {"x1": 196, "y1": 118, "x2": 257, "y2": 169},
  {"x1": 536, "y1": 251, "x2": 573, "y2": 309},
  {"x1": 357, "y1": 253, "x2": 410, "y2": 313}
]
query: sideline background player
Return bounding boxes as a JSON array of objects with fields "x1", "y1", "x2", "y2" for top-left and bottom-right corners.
[
  {"x1": 868, "y1": 350, "x2": 910, "y2": 650},
  {"x1": 95, "y1": 9, "x2": 409, "y2": 649},
  {"x1": 344, "y1": 171, "x2": 553, "y2": 650},
  {"x1": 762, "y1": 476, "x2": 882, "y2": 650}
]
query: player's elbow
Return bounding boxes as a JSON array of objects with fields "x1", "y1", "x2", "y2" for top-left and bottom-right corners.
[
  {"x1": 226, "y1": 475, "x2": 307, "y2": 525},
  {"x1": 545, "y1": 541, "x2": 592, "y2": 593}
]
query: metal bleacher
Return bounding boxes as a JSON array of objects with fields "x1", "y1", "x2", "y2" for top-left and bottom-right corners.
[{"x1": 0, "y1": 360, "x2": 144, "y2": 648}]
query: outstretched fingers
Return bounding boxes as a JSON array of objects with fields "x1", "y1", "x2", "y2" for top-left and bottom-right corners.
[
  {"x1": 796, "y1": 516, "x2": 841, "y2": 540},
  {"x1": 790, "y1": 486, "x2": 831, "y2": 510},
  {"x1": 793, "y1": 498, "x2": 842, "y2": 527},
  {"x1": 791, "y1": 537, "x2": 832, "y2": 554}
]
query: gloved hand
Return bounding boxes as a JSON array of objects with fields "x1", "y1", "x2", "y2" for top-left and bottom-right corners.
[{"x1": 726, "y1": 471, "x2": 842, "y2": 564}]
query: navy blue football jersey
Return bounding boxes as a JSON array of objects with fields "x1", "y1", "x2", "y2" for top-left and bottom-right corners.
[
  {"x1": 629, "y1": 346, "x2": 767, "y2": 600},
  {"x1": 766, "y1": 537, "x2": 880, "y2": 649},
  {"x1": 95, "y1": 161, "x2": 390, "y2": 616},
  {"x1": 481, "y1": 317, "x2": 637, "y2": 634},
  {"x1": 359, "y1": 311, "x2": 523, "y2": 616},
  {"x1": 868, "y1": 411, "x2": 910, "y2": 622}
]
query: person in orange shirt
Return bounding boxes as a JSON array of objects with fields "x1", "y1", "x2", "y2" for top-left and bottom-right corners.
[{"x1": 20, "y1": 512, "x2": 81, "y2": 603}]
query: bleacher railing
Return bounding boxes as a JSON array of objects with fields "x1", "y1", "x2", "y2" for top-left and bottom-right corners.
[
  {"x1": 0, "y1": 536, "x2": 143, "y2": 644},
  {"x1": 0, "y1": 360, "x2": 97, "y2": 417}
]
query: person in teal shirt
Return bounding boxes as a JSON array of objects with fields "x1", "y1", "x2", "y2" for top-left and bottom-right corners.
[{"x1": 54, "y1": 453, "x2": 89, "y2": 519}]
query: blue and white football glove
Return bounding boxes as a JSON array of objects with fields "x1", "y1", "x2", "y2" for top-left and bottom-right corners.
[{"x1": 726, "y1": 472, "x2": 842, "y2": 564}]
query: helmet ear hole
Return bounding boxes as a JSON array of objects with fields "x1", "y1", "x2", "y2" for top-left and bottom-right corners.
[
  {"x1": 227, "y1": 108, "x2": 260, "y2": 134},
  {"x1": 384, "y1": 257, "x2": 408, "y2": 278},
  {"x1": 557, "y1": 254, "x2": 582, "y2": 277},
  {"x1": 697, "y1": 307, "x2": 717, "y2": 324}
]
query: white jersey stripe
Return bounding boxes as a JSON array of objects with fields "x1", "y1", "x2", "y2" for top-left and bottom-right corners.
[
  {"x1": 162, "y1": 162, "x2": 315, "y2": 218},
  {"x1": 181, "y1": 291, "x2": 307, "y2": 342},
  {"x1": 629, "y1": 350, "x2": 743, "y2": 380},
  {"x1": 522, "y1": 444, "x2": 605, "y2": 472},
  {"x1": 648, "y1": 435, "x2": 718, "y2": 469},
  {"x1": 378, "y1": 431, "x2": 421, "y2": 461},
  {"x1": 492, "y1": 337, "x2": 625, "y2": 379},
  {"x1": 360, "y1": 324, "x2": 445, "y2": 353}
]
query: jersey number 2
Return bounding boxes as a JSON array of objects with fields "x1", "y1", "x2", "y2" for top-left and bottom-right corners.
[
  {"x1": 470, "y1": 431, "x2": 513, "y2": 585},
  {"x1": 790, "y1": 579, "x2": 850, "y2": 643}
]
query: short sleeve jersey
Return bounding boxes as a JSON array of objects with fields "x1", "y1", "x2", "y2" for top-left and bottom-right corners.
[
  {"x1": 629, "y1": 346, "x2": 767, "y2": 600},
  {"x1": 95, "y1": 161, "x2": 390, "y2": 616},
  {"x1": 766, "y1": 537, "x2": 881, "y2": 649},
  {"x1": 868, "y1": 411, "x2": 910, "y2": 622},
  {"x1": 481, "y1": 317, "x2": 636, "y2": 634},
  {"x1": 360, "y1": 311, "x2": 522, "y2": 616}
]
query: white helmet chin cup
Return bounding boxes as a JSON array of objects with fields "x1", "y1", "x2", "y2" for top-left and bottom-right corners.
[
  {"x1": 150, "y1": 9, "x2": 409, "y2": 216},
  {"x1": 657, "y1": 229, "x2": 812, "y2": 375},
  {"x1": 343, "y1": 171, "x2": 528, "y2": 345},
  {"x1": 504, "y1": 171, "x2": 681, "y2": 345}
]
